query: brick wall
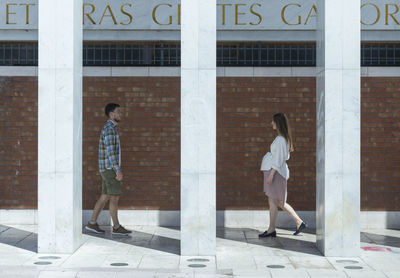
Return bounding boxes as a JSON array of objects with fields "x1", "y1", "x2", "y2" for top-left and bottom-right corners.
[
  {"x1": 0, "y1": 76, "x2": 399, "y2": 211},
  {"x1": 0, "y1": 77, "x2": 37, "y2": 208},
  {"x1": 83, "y1": 77, "x2": 181, "y2": 210}
]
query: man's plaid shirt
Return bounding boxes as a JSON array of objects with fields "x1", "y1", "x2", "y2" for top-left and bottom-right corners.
[{"x1": 98, "y1": 120, "x2": 121, "y2": 173}]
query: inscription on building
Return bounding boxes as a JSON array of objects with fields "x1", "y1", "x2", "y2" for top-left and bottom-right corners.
[{"x1": 0, "y1": 0, "x2": 399, "y2": 30}]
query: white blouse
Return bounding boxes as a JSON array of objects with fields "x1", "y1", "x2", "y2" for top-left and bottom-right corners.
[{"x1": 260, "y1": 135, "x2": 290, "y2": 180}]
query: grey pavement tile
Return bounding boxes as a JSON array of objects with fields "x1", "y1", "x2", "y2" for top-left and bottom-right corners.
[
  {"x1": 247, "y1": 238, "x2": 283, "y2": 248},
  {"x1": 154, "y1": 271, "x2": 194, "y2": 278},
  {"x1": 114, "y1": 270, "x2": 156, "y2": 278},
  {"x1": 270, "y1": 246, "x2": 322, "y2": 257},
  {"x1": 270, "y1": 269, "x2": 309, "y2": 278},
  {"x1": 384, "y1": 270, "x2": 400, "y2": 278},
  {"x1": 253, "y1": 256, "x2": 294, "y2": 270},
  {"x1": 344, "y1": 270, "x2": 387, "y2": 278},
  {"x1": 217, "y1": 229, "x2": 246, "y2": 241},
  {"x1": 76, "y1": 270, "x2": 117, "y2": 278},
  {"x1": 326, "y1": 257, "x2": 372, "y2": 271},
  {"x1": 0, "y1": 226, "x2": 9, "y2": 234},
  {"x1": 139, "y1": 255, "x2": 180, "y2": 269},
  {"x1": 101, "y1": 254, "x2": 143, "y2": 268},
  {"x1": 61, "y1": 254, "x2": 108, "y2": 268},
  {"x1": 359, "y1": 255, "x2": 400, "y2": 271},
  {"x1": 233, "y1": 269, "x2": 271, "y2": 277},
  {"x1": 288, "y1": 256, "x2": 334, "y2": 270},
  {"x1": 306, "y1": 269, "x2": 347, "y2": 277},
  {"x1": 243, "y1": 228, "x2": 264, "y2": 240},
  {"x1": 37, "y1": 270, "x2": 79, "y2": 278},
  {"x1": 0, "y1": 253, "x2": 35, "y2": 265}
]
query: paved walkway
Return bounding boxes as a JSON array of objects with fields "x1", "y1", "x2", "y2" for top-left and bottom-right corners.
[{"x1": 1, "y1": 224, "x2": 400, "y2": 277}]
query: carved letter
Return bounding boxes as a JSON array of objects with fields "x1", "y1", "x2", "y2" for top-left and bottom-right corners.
[
  {"x1": 178, "y1": 4, "x2": 181, "y2": 25},
  {"x1": 20, "y1": 3, "x2": 35, "y2": 25},
  {"x1": 250, "y1": 3, "x2": 262, "y2": 26},
  {"x1": 217, "y1": 4, "x2": 232, "y2": 25},
  {"x1": 235, "y1": 4, "x2": 247, "y2": 25},
  {"x1": 83, "y1": 3, "x2": 96, "y2": 25},
  {"x1": 152, "y1": 3, "x2": 172, "y2": 26},
  {"x1": 385, "y1": 4, "x2": 400, "y2": 25},
  {"x1": 304, "y1": 4, "x2": 317, "y2": 25},
  {"x1": 281, "y1": 3, "x2": 301, "y2": 26},
  {"x1": 120, "y1": 3, "x2": 133, "y2": 25},
  {"x1": 99, "y1": 4, "x2": 118, "y2": 25},
  {"x1": 6, "y1": 3, "x2": 17, "y2": 25},
  {"x1": 361, "y1": 3, "x2": 380, "y2": 26}
]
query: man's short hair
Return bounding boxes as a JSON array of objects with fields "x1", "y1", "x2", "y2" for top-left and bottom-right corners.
[{"x1": 105, "y1": 103, "x2": 120, "y2": 117}]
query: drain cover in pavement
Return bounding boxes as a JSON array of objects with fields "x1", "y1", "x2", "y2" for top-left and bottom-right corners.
[
  {"x1": 34, "y1": 261, "x2": 52, "y2": 265},
  {"x1": 188, "y1": 264, "x2": 207, "y2": 268},
  {"x1": 187, "y1": 258, "x2": 210, "y2": 262},
  {"x1": 110, "y1": 263, "x2": 129, "y2": 266},
  {"x1": 344, "y1": 266, "x2": 363, "y2": 270},
  {"x1": 38, "y1": 256, "x2": 61, "y2": 260},
  {"x1": 336, "y1": 260, "x2": 359, "y2": 264},
  {"x1": 267, "y1": 265, "x2": 285, "y2": 269}
]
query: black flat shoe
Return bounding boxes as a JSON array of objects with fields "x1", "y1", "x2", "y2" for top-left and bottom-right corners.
[
  {"x1": 293, "y1": 222, "x2": 307, "y2": 235},
  {"x1": 258, "y1": 230, "x2": 276, "y2": 238}
]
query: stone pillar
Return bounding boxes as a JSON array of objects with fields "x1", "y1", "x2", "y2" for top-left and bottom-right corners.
[
  {"x1": 181, "y1": 0, "x2": 216, "y2": 255},
  {"x1": 316, "y1": 0, "x2": 360, "y2": 256},
  {"x1": 38, "y1": 0, "x2": 82, "y2": 253}
]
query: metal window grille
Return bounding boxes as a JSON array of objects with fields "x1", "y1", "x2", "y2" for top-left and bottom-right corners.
[{"x1": 0, "y1": 43, "x2": 399, "y2": 67}]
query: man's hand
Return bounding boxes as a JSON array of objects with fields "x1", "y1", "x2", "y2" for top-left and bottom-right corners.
[{"x1": 116, "y1": 172, "x2": 123, "y2": 181}]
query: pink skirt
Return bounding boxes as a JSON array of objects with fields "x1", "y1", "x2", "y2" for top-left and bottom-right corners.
[{"x1": 263, "y1": 170, "x2": 287, "y2": 203}]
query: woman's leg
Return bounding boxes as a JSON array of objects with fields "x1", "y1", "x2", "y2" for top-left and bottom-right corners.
[
  {"x1": 268, "y1": 197, "x2": 278, "y2": 232},
  {"x1": 276, "y1": 200, "x2": 303, "y2": 229}
]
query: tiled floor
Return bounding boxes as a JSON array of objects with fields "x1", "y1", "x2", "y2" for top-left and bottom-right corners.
[{"x1": 1, "y1": 224, "x2": 400, "y2": 277}]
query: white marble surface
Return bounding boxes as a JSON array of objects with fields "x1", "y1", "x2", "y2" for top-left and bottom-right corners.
[
  {"x1": 38, "y1": 0, "x2": 83, "y2": 253},
  {"x1": 316, "y1": 0, "x2": 361, "y2": 257},
  {"x1": 181, "y1": 0, "x2": 216, "y2": 256}
]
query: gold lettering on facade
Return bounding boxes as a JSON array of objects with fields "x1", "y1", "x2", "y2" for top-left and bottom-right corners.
[
  {"x1": 304, "y1": 4, "x2": 317, "y2": 25},
  {"x1": 178, "y1": 4, "x2": 181, "y2": 25},
  {"x1": 385, "y1": 4, "x2": 400, "y2": 25},
  {"x1": 152, "y1": 3, "x2": 172, "y2": 25},
  {"x1": 120, "y1": 3, "x2": 133, "y2": 25},
  {"x1": 217, "y1": 4, "x2": 232, "y2": 25},
  {"x1": 99, "y1": 4, "x2": 118, "y2": 25},
  {"x1": 249, "y1": 3, "x2": 262, "y2": 26},
  {"x1": 361, "y1": 3, "x2": 381, "y2": 25},
  {"x1": 281, "y1": 3, "x2": 301, "y2": 26},
  {"x1": 19, "y1": 3, "x2": 35, "y2": 25},
  {"x1": 6, "y1": 3, "x2": 17, "y2": 25},
  {"x1": 235, "y1": 4, "x2": 246, "y2": 25},
  {"x1": 83, "y1": 3, "x2": 96, "y2": 25}
]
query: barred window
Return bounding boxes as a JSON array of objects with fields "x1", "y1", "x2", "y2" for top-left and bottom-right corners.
[{"x1": 0, "y1": 43, "x2": 399, "y2": 67}]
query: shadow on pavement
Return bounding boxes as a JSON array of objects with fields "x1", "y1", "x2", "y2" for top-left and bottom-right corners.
[{"x1": 0, "y1": 225, "x2": 37, "y2": 253}]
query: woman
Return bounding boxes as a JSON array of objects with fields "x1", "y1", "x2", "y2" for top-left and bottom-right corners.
[{"x1": 259, "y1": 113, "x2": 307, "y2": 237}]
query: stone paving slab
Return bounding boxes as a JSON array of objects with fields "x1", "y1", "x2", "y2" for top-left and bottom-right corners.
[{"x1": 1, "y1": 225, "x2": 400, "y2": 277}]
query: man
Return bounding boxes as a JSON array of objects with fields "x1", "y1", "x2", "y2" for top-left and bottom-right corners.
[{"x1": 85, "y1": 103, "x2": 132, "y2": 235}]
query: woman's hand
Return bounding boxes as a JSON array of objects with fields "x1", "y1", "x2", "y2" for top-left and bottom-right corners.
[{"x1": 266, "y1": 169, "x2": 276, "y2": 185}]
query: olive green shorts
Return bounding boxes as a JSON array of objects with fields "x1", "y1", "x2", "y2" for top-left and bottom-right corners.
[{"x1": 100, "y1": 169, "x2": 122, "y2": 196}]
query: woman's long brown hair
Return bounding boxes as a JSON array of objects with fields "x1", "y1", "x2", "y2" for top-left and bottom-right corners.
[{"x1": 273, "y1": 113, "x2": 294, "y2": 152}]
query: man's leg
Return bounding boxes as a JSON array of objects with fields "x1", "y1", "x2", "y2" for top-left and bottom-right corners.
[
  {"x1": 90, "y1": 194, "x2": 110, "y2": 222},
  {"x1": 109, "y1": 195, "x2": 120, "y2": 227}
]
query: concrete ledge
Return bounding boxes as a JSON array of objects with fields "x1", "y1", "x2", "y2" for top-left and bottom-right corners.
[
  {"x1": 1, "y1": 210, "x2": 399, "y2": 229},
  {"x1": 0, "y1": 67, "x2": 399, "y2": 77}
]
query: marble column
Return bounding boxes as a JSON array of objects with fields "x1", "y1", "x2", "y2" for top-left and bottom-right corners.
[
  {"x1": 38, "y1": 0, "x2": 83, "y2": 253},
  {"x1": 181, "y1": 0, "x2": 216, "y2": 255},
  {"x1": 316, "y1": 0, "x2": 360, "y2": 256}
]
